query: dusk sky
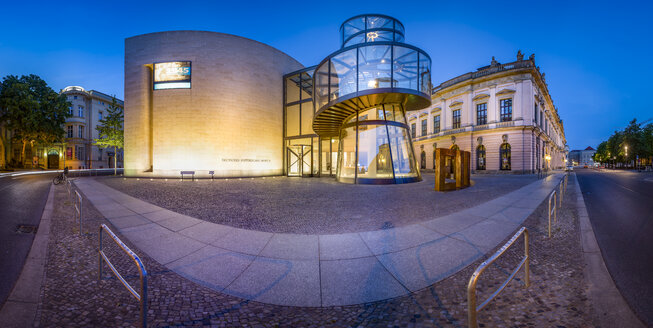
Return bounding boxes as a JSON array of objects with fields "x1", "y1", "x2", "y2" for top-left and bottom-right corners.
[{"x1": 1, "y1": 0, "x2": 651, "y2": 150}]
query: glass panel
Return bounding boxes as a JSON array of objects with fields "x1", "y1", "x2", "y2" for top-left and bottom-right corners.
[
  {"x1": 393, "y1": 46, "x2": 418, "y2": 89},
  {"x1": 365, "y1": 30, "x2": 393, "y2": 42},
  {"x1": 331, "y1": 138, "x2": 339, "y2": 174},
  {"x1": 343, "y1": 17, "x2": 365, "y2": 40},
  {"x1": 288, "y1": 137, "x2": 312, "y2": 146},
  {"x1": 366, "y1": 16, "x2": 393, "y2": 29},
  {"x1": 384, "y1": 104, "x2": 406, "y2": 124},
  {"x1": 286, "y1": 104, "x2": 300, "y2": 137},
  {"x1": 329, "y1": 49, "x2": 357, "y2": 102},
  {"x1": 300, "y1": 72, "x2": 313, "y2": 100},
  {"x1": 357, "y1": 124, "x2": 393, "y2": 179},
  {"x1": 321, "y1": 138, "x2": 331, "y2": 174},
  {"x1": 419, "y1": 52, "x2": 431, "y2": 94},
  {"x1": 287, "y1": 144, "x2": 300, "y2": 176},
  {"x1": 301, "y1": 102, "x2": 314, "y2": 135},
  {"x1": 315, "y1": 63, "x2": 329, "y2": 110},
  {"x1": 338, "y1": 126, "x2": 357, "y2": 181},
  {"x1": 302, "y1": 145, "x2": 312, "y2": 176},
  {"x1": 394, "y1": 33, "x2": 405, "y2": 43},
  {"x1": 344, "y1": 34, "x2": 365, "y2": 47},
  {"x1": 395, "y1": 21, "x2": 405, "y2": 35},
  {"x1": 312, "y1": 138, "x2": 319, "y2": 175},
  {"x1": 358, "y1": 45, "x2": 392, "y2": 91},
  {"x1": 357, "y1": 106, "x2": 383, "y2": 122},
  {"x1": 388, "y1": 125, "x2": 418, "y2": 178},
  {"x1": 285, "y1": 75, "x2": 300, "y2": 103}
]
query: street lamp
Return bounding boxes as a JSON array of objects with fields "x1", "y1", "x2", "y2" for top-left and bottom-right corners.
[{"x1": 625, "y1": 145, "x2": 628, "y2": 168}]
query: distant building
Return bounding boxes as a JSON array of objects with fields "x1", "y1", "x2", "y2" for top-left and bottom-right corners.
[
  {"x1": 3, "y1": 86, "x2": 123, "y2": 170},
  {"x1": 410, "y1": 53, "x2": 567, "y2": 173},
  {"x1": 61, "y1": 86, "x2": 124, "y2": 170},
  {"x1": 568, "y1": 146, "x2": 595, "y2": 166}
]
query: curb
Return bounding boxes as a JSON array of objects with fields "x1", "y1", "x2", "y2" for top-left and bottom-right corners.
[
  {"x1": 574, "y1": 173, "x2": 645, "y2": 327},
  {"x1": 0, "y1": 184, "x2": 54, "y2": 328}
]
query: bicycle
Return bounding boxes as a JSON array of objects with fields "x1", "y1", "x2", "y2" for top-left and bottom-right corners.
[{"x1": 53, "y1": 168, "x2": 69, "y2": 185}]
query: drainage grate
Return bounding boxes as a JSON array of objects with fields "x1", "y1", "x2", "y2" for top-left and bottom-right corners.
[{"x1": 16, "y1": 225, "x2": 38, "y2": 234}]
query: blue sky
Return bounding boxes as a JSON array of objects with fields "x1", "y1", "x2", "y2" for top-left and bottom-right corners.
[{"x1": 1, "y1": 0, "x2": 651, "y2": 149}]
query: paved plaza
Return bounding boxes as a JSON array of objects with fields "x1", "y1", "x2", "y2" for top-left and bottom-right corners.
[
  {"x1": 73, "y1": 174, "x2": 564, "y2": 307},
  {"x1": 101, "y1": 173, "x2": 537, "y2": 234}
]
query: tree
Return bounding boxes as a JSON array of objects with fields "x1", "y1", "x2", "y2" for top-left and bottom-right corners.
[
  {"x1": 593, "y1": 141, "x2": 608, "y2": 164},
  {"x1": 0, "y1": 75, "x2": 70, "y2": 167},
  {"x1": 94, "y1": 97, "x2": 123, "y2": 175}
]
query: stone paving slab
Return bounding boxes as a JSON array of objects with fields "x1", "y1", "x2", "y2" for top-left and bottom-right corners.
[
  {"x1": 210, "y1": 227, "x2": 273, "y2": 256},
  {"x1": 359, "y1": 224, "x2": 445, "y2": 255},
  {"x1": 376, "y1": 236, "x2": 482, "y2": 292},
  {"x1": 418, "y1": 211, "x2": 486, "y2": 235},
  {"x1": 166, "y1": 245, "x2": 255, "y2": 291},
  {"x1": 226, "y1": 257, "x2": 321, "y2": 307},
  {"x1": 320, "y1": 256, "x2": 408, "y2": 306},
  {"x1": 259, "y1": 233, "x2": 319, "y2": 260},
  {"x1": 73, "y1": 173, "x2": 565, "y2": 307},
  {"x1": 318, "y1": 233, "x2": 373, "y2": 260}
]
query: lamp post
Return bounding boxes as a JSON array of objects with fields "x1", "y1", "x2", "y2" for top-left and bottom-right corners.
[{"x1": 625, "y1": 145, "x2": 628, "y2": 168}]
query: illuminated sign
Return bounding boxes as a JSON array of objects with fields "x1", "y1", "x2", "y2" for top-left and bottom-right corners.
[{"x1": 153, "y1": 61, "x2": 191, "y2": 89}]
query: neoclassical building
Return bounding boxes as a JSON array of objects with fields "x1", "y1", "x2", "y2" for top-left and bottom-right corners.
[
  {"x1": 2, "y1": 86, "x2": 123, "y2": 170},
  {"x1": 409, "y1": 52, "x2": 566, "y2": 173},
  {"x1": 61, "y1": 86, "x2": 124, "y2": 170}
]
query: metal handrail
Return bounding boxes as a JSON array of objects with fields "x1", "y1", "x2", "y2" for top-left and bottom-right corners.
[
  {"x1": 467, "y1": 227, "x2": 530, "y2": 328},
  {"x1": 98, "y1": 224, "x2": 148, "y2": 327},
  {"x1": 74, "y1": 190, "x2": 82, "y2": 236},
  {"x1": 548, "y1": 190, "x2": 557, "y2": 238}
]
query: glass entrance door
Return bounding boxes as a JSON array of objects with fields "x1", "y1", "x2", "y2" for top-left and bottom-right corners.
[{"x1": 287, "y1": 145, "x2": 312, "y2": 177}]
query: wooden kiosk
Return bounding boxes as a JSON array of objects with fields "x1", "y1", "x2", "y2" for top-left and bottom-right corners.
[{"x1": 434, "y1": 148, "x2": 471, "y2": 191}]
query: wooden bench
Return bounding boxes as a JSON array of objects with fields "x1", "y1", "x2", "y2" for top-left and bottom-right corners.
[
  {"x1": 180, "y1": 171, "x2": 195, "y2": 181},
  {"x1": 209, "y1": 171, "x2": 215, "y2": 180}
]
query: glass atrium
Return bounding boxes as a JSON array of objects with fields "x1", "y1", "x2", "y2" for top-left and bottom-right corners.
[{"x1": 284, "y1": 14, "x2": 432, "y2": 184}]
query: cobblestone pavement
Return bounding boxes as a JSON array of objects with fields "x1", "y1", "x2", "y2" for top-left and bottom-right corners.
[
  {"x1": 35, "y1": 174, "x2": 590, "y2": 327},
  {"x1": 100, "y1": 174, "x2": 535, "y2": 234}
]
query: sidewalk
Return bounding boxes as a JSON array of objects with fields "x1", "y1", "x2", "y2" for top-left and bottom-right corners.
[{"x1": 73, "y1": 173, "x2": 565, "y2": 307}]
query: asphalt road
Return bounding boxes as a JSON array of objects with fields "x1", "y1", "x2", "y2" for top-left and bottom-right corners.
[
  {"x1": 0, "y1": 173, "x2": 54, "y2": 307},
  {"x1": 576, "y1": 168, "x2": 653, "y2": 326}
]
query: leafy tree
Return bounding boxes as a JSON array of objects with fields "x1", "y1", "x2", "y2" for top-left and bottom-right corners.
[
  {"x1": 94, "y1": 97, "x2": 123, "y2": 175},
  {"x1": 593, "y1": 141, "x2": 608, "y2": 164},
  {"x1": 621, "y1": 119, "x2": 644, "y2": 163},
  {"x1": 0, "y1": 75, "x2": 70, "y2": 167}
]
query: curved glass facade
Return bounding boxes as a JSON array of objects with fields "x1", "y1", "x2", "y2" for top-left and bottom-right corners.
[
  {"x1": 314, "y1": 43, "x2": 431, "y2": 114},
  {"x1": 312, "y1": 14, "x2": 432, "y2": 184},
  {"x1": 336, "y1": 104, "x2": 419, "y2": 184},
  {"x1": 340, "y1": 15, "x2": 405, "y2": 48}
]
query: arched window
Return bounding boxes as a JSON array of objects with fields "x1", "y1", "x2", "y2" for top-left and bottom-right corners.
[
  {"x1": 477, "y1": 145, "x2": 486, "y2": 170},
  {"x1": 420, "y1": 151, "x2": 426, "y2": 169},
  {"x1": 500, "y1": 143, "x2": 511, "y2": 170}
]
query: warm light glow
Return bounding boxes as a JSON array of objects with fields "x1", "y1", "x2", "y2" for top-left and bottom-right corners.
[
  {"x1": 366, "y1": 31, "x2": 379, "y2": 41},
  {"x1": 545, "y1": 155, "x2": 551, "y2": 161},
  {"x1": 367, "y1": 79, "x2": 378, "y2": 88}
]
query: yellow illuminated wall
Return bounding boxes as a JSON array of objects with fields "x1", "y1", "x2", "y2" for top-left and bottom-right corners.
[{"x1": 124, "y1": 31, "x2": 303, "y2": 177}]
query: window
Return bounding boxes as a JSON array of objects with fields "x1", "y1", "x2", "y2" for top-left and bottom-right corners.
[
  {"x1": 68, "y1": 106, "x2": 73, "y2": 116},
  {"x1": 411, "y1": 123, "x2": 416, "y2": 138},
  {"x1": 500, "y1": 99, "x2": 512, "y2": 122},
  {"x1": 534, "y1": 103, "x2": 538, "y2": 124},
  {"x1": 99, "y1": 111, "x2": 103, "y2": 120},
  {"x1": 78, "y1": 125, "x2": 83, "y2": 138},
  {"x1": 76, "y1": 146, "x2": 84, "y2": 161},
  {"x1": 421, "y1": 119, "x2": 427, "y2": 136},
  {"x1": 540, "y1": 112, "x2": 543, "y2": 127},
  {"x1": 67, "y1": 125, "x2": 73, "y2": 138},
  {"x1": 78, "y1": 106, "x2": 84, "y2": 117},
  {"x1": 452, "y1": 109, "x2": 461, "y2": 129},
  {"x1": 66, "y1": 147, "x2": 72, "y2": 160},
  {"x1": 98, "y1": 148, "x2": 103, "y2": 161},
  {"x1": 500, "y1": 143, "x2": 511, "y2": 170},
  {"x1": 433, "y1": 115, "x2": 440, "y2": 133},
  {"x1": 477, "y1": 145, "x2": 486, "y2": 170},
  {"x1": 476, "y1": 103, "x2": 487, "y2": 125},
  {"x1": 73, "y1": 96, "x2": 77, "y2": 100}
]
